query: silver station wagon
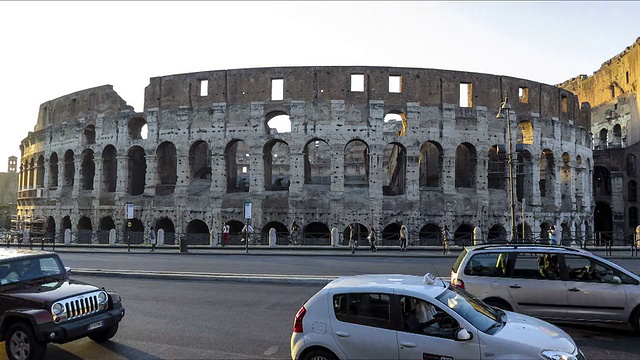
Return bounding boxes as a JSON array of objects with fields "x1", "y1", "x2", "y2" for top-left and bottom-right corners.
[{"x1": 450, "y1": 245, "x2": 640, "y2": 330}]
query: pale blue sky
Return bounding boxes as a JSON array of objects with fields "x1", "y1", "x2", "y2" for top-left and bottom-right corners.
[{"x1": 1, "y1": 1, "x2": 639, "y2": 172}]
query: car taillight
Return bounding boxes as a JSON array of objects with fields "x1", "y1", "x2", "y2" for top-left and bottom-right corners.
[
  {"x1": 293, "y1": 305, "x2": 306, "y2": 333},
  {"x1": 452, "y1": 278, "x2": 465, "y2": 289}
]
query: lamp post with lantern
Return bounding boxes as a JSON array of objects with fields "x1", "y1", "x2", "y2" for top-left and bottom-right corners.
[{"x1": 497, "y1": 97, "x2": 517, "y2": 243}]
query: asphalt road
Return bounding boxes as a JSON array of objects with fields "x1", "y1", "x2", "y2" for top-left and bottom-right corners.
[{"x1": 3, "y1": 276, "x2": 633, "y2": 360}]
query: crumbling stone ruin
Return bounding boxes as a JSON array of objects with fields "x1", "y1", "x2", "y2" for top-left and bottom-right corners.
[{"x1": 18, "y1": 66, "x2": 593, "y2": 245}]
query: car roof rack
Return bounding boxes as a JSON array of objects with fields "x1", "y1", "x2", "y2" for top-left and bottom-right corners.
[{"x1": 471, "y1": 243, "x2": 583, "y2": 253}]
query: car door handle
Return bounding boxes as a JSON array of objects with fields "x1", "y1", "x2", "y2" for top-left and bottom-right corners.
[
  {"x1": 400, "y1": 342, "x2": 416, "y2": 348},
  {"x1": 335, "y1": 331, "x2": 350, "y2": 337},
  {"x1": 568, "y1": 287, "x2": 581, "y2": 292},
  {"x1": 509, "y1": 285, "x2": 521, "y2": 289}
]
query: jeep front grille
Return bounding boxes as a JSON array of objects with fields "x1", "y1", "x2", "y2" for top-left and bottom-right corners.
[{"x1": 52, "y1": 291, "x2": 108, "y2": 322}]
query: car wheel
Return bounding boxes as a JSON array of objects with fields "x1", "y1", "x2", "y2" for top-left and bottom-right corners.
[
  {"x1": 631, "y1": 307, "x2": 640, "y2": 332},
  {"x1": 5, "y1": 322, "x2": 47, "y2": 360},
  {"x1": 303, "y1": 348, "x2": 337, "y2": 360},
  {"x1": 483, "y1": 298, "x2": 513, "y2": 311},
  {"x1": 88, "y1": 323, "x2": 119, "y2": 343}
]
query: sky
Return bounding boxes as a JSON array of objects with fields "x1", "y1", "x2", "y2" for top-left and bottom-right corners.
[{"x1": 1, "y1": 1, "x2": 640, "y2": 172}]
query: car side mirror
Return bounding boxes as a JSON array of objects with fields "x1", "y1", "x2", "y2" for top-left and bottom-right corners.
[
  {"x1": 455, "y1": 328, "x2": 473, "y2": 341},
  {"x1": 611, "y1": 276, "x2": 622, "y2": 284},
  {"x1": 65, "y1": 266, "x2": 71, "y2": 275}
]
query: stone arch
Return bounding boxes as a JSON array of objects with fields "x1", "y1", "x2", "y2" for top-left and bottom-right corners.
[
  {"x1": 344, "y1": 139, "x2": 369, "y2": 187},
  {"x1": 156, "y1": 141, "x2": 177, "y2": 195},
  {"x1": 28, "y1": 158, "x2": 34, "y2": 188},
  {"x1": 83, "y1": 124, "x2": 96, "y2": 145},
  {"x1": 264, "y1": 139, "x2": 290, "y2": 191},
  {"x1": 599, "y1": 128, "x2": 608, "y2": 148},
  {"x1": 516, "y1": 121, "x2": 533, "y2": 145},
  {"x1": 419, "y1": 224, "x2": 440, "y2": 246},
  {"x1": 629, "y1": 180, "x2": 637, "y2": 202},
  {"x1": 63, "y1": 150, "x2": 74, "y2": 188},
  {"x1": 455, "y1": 143, "x2": 476, "y2": 188},
  {"x1": 626, "y1": 154, "x2": 636, "y2": 177},
  {"x1": 186, "y1": 219, "x2": 210, "y2": 245},
  {"x1": 593, "y1": 166, "x2": 611, "y2": 196},
  {"x1": 80, "y1": 149, "x2": 95, "y2": 191},
  {"x1": 129, "y1": 117, "x2": 147, "y2": 140},
  {"x1": 48, "y1": 152, "x2": 58, "y2": 189},
  {"x1": 383, "y1": 111, "x2": 406, "y2": 136},
  {"x1": 454, "y1": 223, "x2": 474, "y2": 246},
  {"x1": 487, "y1": 145, "x2": 506, "y2": 190},
  {"x1": 539, "y1": 222, "x2": 552, "y2": 242},
  {"x1": 560, "y1": 222, "x2": 571, "y2": 245},
  {"x1": 516, "y1": 149, "x2": 533, "y2": 203},
  {"x1": 189, "y1": 140, "x2": 211, "y2": 182},
  {"x1": 98, "y1": 216, "x2": 115, "y2": 244},
  {"x1": 266, "y1": 111, "x2": 291, "y2": 134},
  {"x1": 36, "y1": 155, "x2": 45, "y2": 188},
  {"x1": 261, "y1": 221, "x2": 288, "y2": 245},
  {"x1": 515, "y1": 222, "x2": 532, "y2": 242},
  {"x1": 127, "y1": 146, "x2": 146, "y2": 196},
  {"x1": 540, "y1": 149, "x2": 555, "y2": 198},
  {"x1": 154, "y1": 218, "x2": 175, "y2": 245},
  {"x1": 419, "y1": 141, "x2": 442, "y2": 188},
  {"x1": 77, "y1": 216, "x2": 92, "y2": 244},
  {"x1": 594, "y1": 201, "x2": 613, "y2": 244},
  {"x1": 382, "y1": 142, "x2": 406, "y2": 196},
  {"x1": 62, "y1": 216, "x2": 72, "y2": 234},
  {"x1": 303, "y1": 222, "x2": 331, "y2": 246},
  {"x1": 225, "y1": 139, "x2": 250, "y2": 193},
  {"x1": 487, "y1": 224, "x2": 507, "y2": 243},
  {"x1": 123, "y1": 218, "x2": 144, "y2": 244},
  {"x1": 304, "y1": 138, "x2": 331, "y2": 185},
  {"x1": 612, "y1": 124, "x2": 622, "y2": 147},
  {"x1": 344, "y1": 223, "x2": 369, "y2": 244},
  {"x1": 45, "y1": 216, "x2": 56, "y2": 241},
  {"x1": 381, "y1": 222, "x2": 401, "y2": 246},
  {"x1": 102, "y1": 145, "x2": 117, "y2": 193}
]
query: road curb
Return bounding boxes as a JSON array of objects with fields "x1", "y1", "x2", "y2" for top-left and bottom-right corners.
[{"x1": 72, "y1": 268, "x2": 338, "y2": 285}]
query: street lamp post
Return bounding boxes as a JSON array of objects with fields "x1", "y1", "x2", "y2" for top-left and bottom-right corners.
[{"x1": 497, "y1": 97, "x2": 517, "y2": 243}]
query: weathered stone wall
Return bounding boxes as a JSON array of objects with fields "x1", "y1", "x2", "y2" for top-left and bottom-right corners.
[{"x1": 18, "y1": 66, "x2": 593, "y2": 243}]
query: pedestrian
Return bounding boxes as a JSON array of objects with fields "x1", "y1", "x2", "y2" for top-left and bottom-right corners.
[
  {"x1": 222, "y1": 224, "x2": 230, "y2": 246},
  {"x1": 290, "y1": 221, "x2": 300, "y2": 245},
  {"x1": 547, "y1": 225, "x2": 557, "y2": 245},
  {"x1": 367, "y1": 226, "x2": 377, "y2": 252},
  {"x1": 149, "y1": 226, "x2": 157, "y2": 252},
  {"x1": 242, "y1": 223, "x2": 254, "y2": 244},
  {"x1": 348, "y1": 224, "x2": 357, "y2": 254},
  {"x1": 441, "y1": 225, "x2": 451, "y2": 255},
  {"x1": 399, "y1": 223, "x2": 408, "y2": 252}
]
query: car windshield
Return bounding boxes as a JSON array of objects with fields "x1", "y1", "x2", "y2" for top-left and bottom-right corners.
[
  {"x1": 436, "y1": 285, "x2": 500, "y2": 333},
  {"x1": 0, "y1": 256, "x2": 65, "y2": 284}
]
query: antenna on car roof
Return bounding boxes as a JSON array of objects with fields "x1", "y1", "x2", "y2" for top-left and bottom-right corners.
[{"x1": 426, "y1": 256, "x2": 447, "y2": 287}]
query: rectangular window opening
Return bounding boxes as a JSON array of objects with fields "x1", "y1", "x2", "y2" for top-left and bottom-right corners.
[
  {"x1": 351, "y1": 74, "x2": 364, "y2": 92},
  {"x1": 389, "y1": 75, "x2": 402, "y2": 93},
  {"x1": 561, "y1": 94, "x2": 568, "y2": 113},
  {"x1": 459, "y1": 82, "x2": 472, "y2": 108},
  {"x1": 242, "y1": 166, "x2": 248, "y2": 174},
  {"x1": 518, "y1": 87, "x2": 529, "y2": 104},
  {"x1": 271, "y1": 78, "x2": 284, "y2": 101},
  {"x1": 200, "y1": 80, "x2": 208, "y2": 97}
]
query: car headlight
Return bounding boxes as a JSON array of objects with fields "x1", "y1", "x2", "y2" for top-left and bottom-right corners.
[
  {"x1": 51, "y1": 303, "x2": 64, "y2": 316},
  {"x1": 541, "y1": 350, "x2": 577, "y2": 360},
  {"x1": 97, "y1": 291, "x2": 108, "y2": 304}
]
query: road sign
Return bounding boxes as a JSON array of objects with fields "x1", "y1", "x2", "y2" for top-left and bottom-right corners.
[
  {"x1": 126, "y1": 203, "x2": 134, "y2": 220},
  {"x1": 244, "y1": 200, "x2": 252, "y2": 219},
  {"x1": 127, "y1": 221, "x2": 132, "y2": 228}
]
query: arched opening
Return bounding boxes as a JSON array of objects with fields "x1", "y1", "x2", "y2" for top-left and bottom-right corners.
[
  {"x1": 561, "y1": 223, "x2": 571, "y2": 245},
  {"x1": 48, "y1": 153, "x2": 58, "y2": 189},
  {"x1": 515, "y1": 222, "x2": 532, "y2": 243},
  {"x1": 381, "y1": 223, "x2": 401, "y2": 246},
  {"x1": 516, "y1": 150, "x2": 533, "y2": 203},
  {"x1": 63, "y1": 150, "x2": 75, "y2": 188},
  {"x1": 226, "y1": 140, "x2": 250, "y2": 192},
  {"x1": 594, "y1": 201, "x2": 613, "y2": 245},
  {"x1": 382, "y1": 142, "x2": 406, "y2": 196},
  {"x1": 599, "y1": 128, "x2": 608, "y2": 149},
  {"x1": 77, "y1": 216, "x2": 92, "y2": 244},
  {"x1": 419, "y1": 141, "x2": 442, "y2": 188},
  {"x1": 28, "y1": 158, "x2": 34, "y2": 188},
  {"x1": 612, "y1": 124, "x2": 622, "y2": 148},
  {"x1": 266, "y1": 111, "x2": 291, "y2": 134},
  {"x1": 45, "y1": 217, "x2": 56, "y2": 242},
  {"x1": 264, "y1": 140, "x2": 290, "y2": 191},
  {"x1": 98, "y1": 216, "x2": 115, "y2": 244},
  {"x1": 186, "y1": 219, "x2": 210, "y2": 245},
  {"x1": 62, "y1": 216, "x2": 72, "y2": 237},
  {"x1": 455, "y1": 143, "x2": 476, "y2": 188},
  {"x1": 344, "y1": 223, "x2": 369, "y2": 245},
  {"x1": 80, "y1": 149, "x2": 95, "y2": 191},
  {"x1": 516, "y1": 121, "x2": 534, "y2": 145},
  {"x1": 155, "y1": 218, "x2": 176, "y2": 245},
  {"x1": 487, "y1": 224, "x2": 507, "y2": 243},
  {"x1": 304, "y1": 139, "x2": 331, "y2": 185},
  {"x1": 540, "y1": 149, "x2": 555, "y2": 199},
  {"x1": 629, "y1": 180, "x2": 637, "y2": 202},
  {"x1": 383, "y1": 112, "x2": 406, "y2": 136},
  {"x1": 102, "y1": 145, "x2": 117, "y2": 193},
  {"x1": 36, "y1": 155, "x2": 45, "y2": 188},
  {"x1": 593, "y1": 166, "x2": 611, "y2": 196},
  {"x1": 487, "y1": 145, "x2": 506, "y2": 190},
  {"x1": 129, "y1": 117, "x2": 147, "y2": 140},
  {"x1": 344, "y1": 140, "x2": 369, "y2": 187},
  {"x1": 190, "y1": 140, "x2": 211, "y2": 183},
  {"x1": 127, "y1": 146, "x2": 146, "y2": 196},
  {"x1": 83, "y1": 125, "x2": 96, "y2": 145},
  {"x1": 454, "y1": 224, "x2": 474, "y2": 246},
  {"x1": 627, "y1": 154, "x2": 636, "y2": 177},
  {"x1": 122, "y1": 218, "x2": 144, "y2": 244},
  {"x1": 419, "y1": 224, "x2": 440, "y2": 246},
  {"x1": 303, "y1": 222, "x2": 331, "y2": 246},
  {"x1": 157, "y1": 141, "x2": 177, "y2": 195},
  {"x1": 261, "y1": 221, "x2": 288, "y2": 245}
]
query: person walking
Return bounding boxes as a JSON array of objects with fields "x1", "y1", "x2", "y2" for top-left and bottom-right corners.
[
  {"x1": 241, "y1": 223, "x2": 254, "y2": 244},
  {"x1": 367, "y1": 226, "x2": 377, "y2": 252},
  {"x1": 441, "y1": 225, "x2": 451, "y2": 255},
  {"x1": 399, "y1": 223, "x2": 408, "y2": 252},
  {"x1": 290, "y1": 221, "x2": 300, "y2": 245},
  {"x1": 222, "y1": 224, "x2": 230, "y2": 246},
  {"x1": 149, "y1": 226, "x2": 157, "y2": 252},
  {"x1": 547, "y1": 225, "x2": 557, "y2": 245},
  {"x1": 348, "y1": 224, "x2": 357, "y2": 254}
]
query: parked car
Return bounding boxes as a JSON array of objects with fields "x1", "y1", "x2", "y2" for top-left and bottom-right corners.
[
  {"x1": 0, "y1": 249, "x2": 125, "y2": 360},
  {"x1": 291, "y1": 273, "x2": 584, "y2": 360},
  {"x1": 450, "y1": 244, "x2": 640, "y2": 330}
]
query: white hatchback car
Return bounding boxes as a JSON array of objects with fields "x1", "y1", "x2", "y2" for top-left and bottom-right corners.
[{"x1": 291, "y1": 273, "x2": 585, "y2": 360}]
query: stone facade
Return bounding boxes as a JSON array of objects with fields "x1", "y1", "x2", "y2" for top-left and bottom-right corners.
[
  {"x1": 18, "y1": 66, "x2": 593, "y2": 245},
  {"x1": 559, "y1": 37, "x2": 640, "y2": 243}
]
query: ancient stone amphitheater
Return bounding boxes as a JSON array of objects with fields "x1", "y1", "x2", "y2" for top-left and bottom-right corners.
[{"x1": 17, "y1": 66, "x2": 594, "y2": 246}]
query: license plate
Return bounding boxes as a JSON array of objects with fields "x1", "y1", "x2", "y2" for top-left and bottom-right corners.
[{"x1": 88, "y1": 320, "x2": 103, "y2": 331}]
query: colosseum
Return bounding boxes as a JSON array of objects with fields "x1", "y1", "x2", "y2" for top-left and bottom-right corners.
[{"x1": 17, "y1": 66, "x2": 594, "y2": 247}]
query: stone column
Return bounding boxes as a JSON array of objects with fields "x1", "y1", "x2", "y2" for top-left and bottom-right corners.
[
  {"x1": 94, "y1": 157, "x2": 103, "y2": 198},
  {"x1": 115, "y1": 155, "x2": 128, "y2": 196},
  {"x1": 145, "y1": 154, "x2": 157, "y2": 197},
  {"x1": 73, "y1": 156, "x2": 81, "y2": 197}
]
